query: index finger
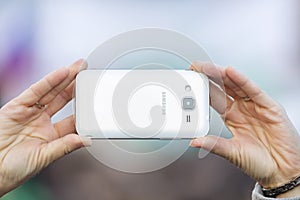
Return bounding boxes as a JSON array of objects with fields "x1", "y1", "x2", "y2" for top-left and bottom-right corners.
[
  {"x1": 14, "y1": 67, "x2": 69, "y2": 107},
  {"x1": 190, "y1": 61, "x2": 225, "y2": 87},
  {"x1": 190, "y1": 61, "x2": 230, "y2": 114},
  {"x1": 226, "y1": 67, "x2": 278, "y2": 108}
]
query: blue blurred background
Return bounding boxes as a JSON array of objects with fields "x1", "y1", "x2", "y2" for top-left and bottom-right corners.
[{"x1": 0, "y1": 1, "x2": 299, "y2": 200}]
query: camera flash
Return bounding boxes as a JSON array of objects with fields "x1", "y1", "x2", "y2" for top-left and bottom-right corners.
[{"x1": 185, "y1": 85, "x2": 191, "y2": 92}]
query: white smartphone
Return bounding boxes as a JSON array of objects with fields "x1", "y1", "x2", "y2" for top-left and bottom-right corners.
[{"x1": 75, "y1": 69, "x2": 209, "y2": 139}]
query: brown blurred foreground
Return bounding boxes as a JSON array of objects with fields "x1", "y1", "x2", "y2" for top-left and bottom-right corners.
[{"x1": 40, "y1": 148, "x2": 254, "y2": 200}]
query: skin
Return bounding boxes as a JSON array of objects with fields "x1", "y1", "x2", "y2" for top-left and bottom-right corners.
[
  {"x1": 0, "y1": 59, "x2": 91, "y2": 197},
  {"x1": 189, "y1": 62, "x2": 300, "y2": 198},
  {"x1": 0, "y1": 59, "x2": 299, "y2": 198}
]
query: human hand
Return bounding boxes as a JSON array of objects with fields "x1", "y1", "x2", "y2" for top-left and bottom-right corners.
[
  {"x1": 189, "y1": 62, "x2": 300, "y2": 197},
  {"x1": 0, "y1": 59, "x2": 91, "y2": 197}
]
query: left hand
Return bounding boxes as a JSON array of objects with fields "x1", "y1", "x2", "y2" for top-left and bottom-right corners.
[
  {"x1": 0, "y1": 59, "x2": 91, "y2": 197},
  {"x1": 189, "y1": 62, "x2": 300, "y2": 194}
]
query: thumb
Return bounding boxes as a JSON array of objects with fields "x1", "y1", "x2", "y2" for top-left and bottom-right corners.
[
  {"x1": 190, "y1": 135, "x2": 233, "y2": 160},
  {"x1": 40, "y1": 134, "x2": 92, "y2": 166}
]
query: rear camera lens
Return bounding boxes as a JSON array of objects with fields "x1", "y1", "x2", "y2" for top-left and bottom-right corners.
[{"x1": 182, "y1": 97, "x2": 195, "y2": 110}]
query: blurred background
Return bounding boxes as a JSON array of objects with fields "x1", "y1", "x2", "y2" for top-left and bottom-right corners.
[{"x1": 0, "y1": 0, "x2": 299, "y2": 199}]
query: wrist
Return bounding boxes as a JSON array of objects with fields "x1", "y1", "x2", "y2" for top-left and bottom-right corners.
[
  {"x1": 276, "y1": 184, "x2": 300, "y2": 198},
  {"x1": 260, "y1": 171, "x2": 300, "y2": 189},
  {"x1": 261, "y1": 175, "x2": 300, "y2": 198}
]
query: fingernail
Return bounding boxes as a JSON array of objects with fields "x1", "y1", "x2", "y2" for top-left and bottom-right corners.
[
  {"x1": 189, "y1": 140, "x2": 197, "y2": 147},
  {"x1": 80, "y1": 60, "x2": 88, "y2": 71},
  {"x1": 80, "y1": 136, "x2": 92, "y2": 147},
  {"x1": 75, "y1": 59, "x2": 88, "y2": 71},
  {"x1": 190, "y1": 139, "x2": 202, "y2": 148}
]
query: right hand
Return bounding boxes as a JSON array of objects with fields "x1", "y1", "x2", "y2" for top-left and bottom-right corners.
[{"x1": 189, "y1": 62, "x2": 300, "y2": 196}]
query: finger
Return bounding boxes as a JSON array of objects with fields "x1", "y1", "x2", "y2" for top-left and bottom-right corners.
[
  {"x1": 46, "y1": 80, "x2": 75, "y2": 116},
  {"x1": 225, "y1": 67, "x2": 277, "y2": 108},
  {"x1": 223, "y1": 72, "x2": 248, "y2": 98},
  {"x1": 39, "y1": 134, "x2": 92, "y2": 167},
  {"x1": 190, "y1": 61, "x2": 225, "y2": 87},
  {"x1": 39, "y1": 59, "x2": 87, "y2": 105},
  {"x1": 209, "y1": 80, "x2": 233, "y2": 115},
  {"x1": 53, "y1": 115, "x2": 76, "y2": 138},
  {"x1": 190, "y1": 135, "x2": 233, "y2": 160},
  {"x1": 224, "y1": 85, "x2": 239, "y2": 99},
  {"x1": 191, "y1": 62, "x2": 242, "y2": 99},
  {"x1": 15, "y1": 67, "x2": 69, "y2": 106},
  {"x1": 190, "y1": 62, "x2": 233, "y2": 114}
]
